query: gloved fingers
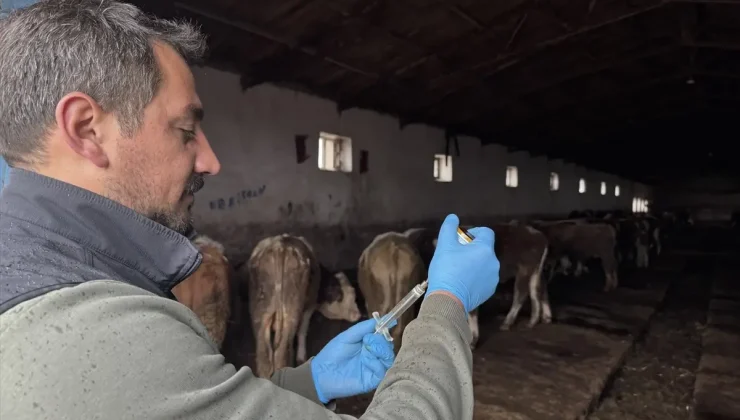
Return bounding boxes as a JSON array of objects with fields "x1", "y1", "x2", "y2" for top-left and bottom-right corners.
[
  {"x1": 467, "y1": 227, "x2": 495, "y2": 248},
  {"x1": 435, "y1": 214, "x2": 461, "y2": 249},
  {"x1": 335, "y1": 318, "x2": 377, "y2": 344},
  {"x1": 362, "y1": 334, "x2": 395, "y2": 368},
  {"x1": 362, "y1": 356, "x2": 390, "y2": 384}
]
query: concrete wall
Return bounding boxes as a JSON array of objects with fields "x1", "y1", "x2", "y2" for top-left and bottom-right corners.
[{"x1": 191, "y1": 67, "x2": 651, "y2": 268}]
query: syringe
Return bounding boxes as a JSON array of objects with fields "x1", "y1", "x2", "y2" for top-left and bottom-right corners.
[{"x1": 373, "y1": 226, "x2": 475, "y2": 341}]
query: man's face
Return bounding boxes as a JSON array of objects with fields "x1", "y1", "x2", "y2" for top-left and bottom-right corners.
[{"x1": 105, "y1": 42, "x2": 220, "y2": 235}]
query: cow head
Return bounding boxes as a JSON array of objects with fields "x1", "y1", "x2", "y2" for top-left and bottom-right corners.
[{"x1": 318, "y1": 271, "x2": 361, "y2": 322}]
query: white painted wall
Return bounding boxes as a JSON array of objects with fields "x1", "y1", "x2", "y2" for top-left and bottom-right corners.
[{"x1": 191, "y1": 66, "x2": 650, "y2": 228}]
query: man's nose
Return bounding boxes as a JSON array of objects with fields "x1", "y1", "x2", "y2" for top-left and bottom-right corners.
[{"x1": 195, "y1": 133, "x2": 221, "y2": 176}]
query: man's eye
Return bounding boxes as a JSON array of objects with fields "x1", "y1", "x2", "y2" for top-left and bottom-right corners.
[{"x1": 181, "y1": 129, "x2": 196, "y2": 142}]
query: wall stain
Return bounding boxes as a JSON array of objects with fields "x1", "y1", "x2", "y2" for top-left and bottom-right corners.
[
  {"x1": 209, "y1": 185, "x2": 267, "y2": 210},
  {"x1": 278, "y1": 201, "x2": 316, "y2": 221}
]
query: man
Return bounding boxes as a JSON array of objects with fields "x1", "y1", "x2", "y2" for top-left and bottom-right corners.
[{"x1": 0, "y1": 1, "x2": 501, "y2": 419}]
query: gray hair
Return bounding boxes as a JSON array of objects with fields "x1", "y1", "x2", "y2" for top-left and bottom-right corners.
[{"x1": 0, "y1": 0, "x2": 207, "y2": 166}]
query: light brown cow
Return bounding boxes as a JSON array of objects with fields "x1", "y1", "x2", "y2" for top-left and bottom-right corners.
[
  {"x1": 404, "y1": 223, "x2": 549, "y2": 348},
  {"x1": 533, "y1": 220, "x2": 619, "y2": 292},
  {"x1": 245, "y1": 234, "x2": 361, "y2": 378},
  {"x1": 466, "y1": 223, "x2": 549, "y2": 348},
  {"x1": 172, "y1": 234, "x2": 231, "y2": 350},
  {"x1": 357, "y1": 232, "x2": 426, "y2": 353}
]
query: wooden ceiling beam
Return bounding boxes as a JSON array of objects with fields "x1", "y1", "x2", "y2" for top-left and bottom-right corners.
[
  {"x1": 172, "y1": 2, "x2": 380, "y2": 80},
  {"x1": 391, "y1": 1, "x2": 533, "y2": 76},
  {"x1": 340, "y1": 0, "x2": 670, "y2": 114},
  {"x1": 448, "y1": 5, "x2": 486, "y2": 32},
  {"x1": 443, "y1": 42, "x2": 682, "y2": 125},
  {"x1": 505, "y1": 12, "x2": 529, "y2": 51},
  {"x1": 424, "y1": 1, "x2": 669, "y2": 90}
]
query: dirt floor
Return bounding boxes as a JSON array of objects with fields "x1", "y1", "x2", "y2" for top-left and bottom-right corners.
[
  {"x1": 692, "y1": 259, "x2": 740, "y2": 420},
  {"x1": 221, "y1": 252, "x2": 713, "y2": 420},
  {"x1": 587, "y1": 256, "x2": 712, "y2": 420},
  {"x1": 333, "y1": 264, "x2": 675, "y2": 419}
]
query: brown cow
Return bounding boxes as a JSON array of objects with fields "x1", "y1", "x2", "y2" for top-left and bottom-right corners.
[
  {"x1": 407, "y1": 223, "x2": 549, "y2": 348},
  {"x1": 245, "y1": 234, "x2": 361, "y2": 378},
  {"x1": 467, "y1": 223, "x2": 549, "y2": 347},
  {"x1": 534, "y1": 220, "x2": 619, "y2": 292},
  {"x1": 601, "y1": 215, "x2": 650, "y2": 269},
  {"x1": 357, "y1": 232, "x2": 426, "y2": 353},
  {"x1": 172, "y1": 234, "x2": 231, "y2": 350},
  {"x1": 402, "y1": 227, "x2": 437, "y2": 271}
]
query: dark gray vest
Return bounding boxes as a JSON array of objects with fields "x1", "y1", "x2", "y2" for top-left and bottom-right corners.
[{"x1": 0, "y1": 169, "x2": 202, "y2": 314}]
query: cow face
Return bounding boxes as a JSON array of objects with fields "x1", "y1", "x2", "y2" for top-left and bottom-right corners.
[{"x1": 318, "y1": 271, "x2": 362, "y2": 322}]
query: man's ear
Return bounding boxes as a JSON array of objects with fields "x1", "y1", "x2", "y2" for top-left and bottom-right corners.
[{"x1": 54, "y1": 92, "x2": 110, "y2": 168}]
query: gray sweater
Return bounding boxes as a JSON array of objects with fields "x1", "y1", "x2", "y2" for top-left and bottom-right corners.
[{"x1": 0, "y1": 169, "x2": 474, "y2": 419}]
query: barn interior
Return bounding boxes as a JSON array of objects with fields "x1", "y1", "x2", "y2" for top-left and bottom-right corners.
[
  {"x1": 5, "y1": 0, "x2": 739, "y2": 419},
  {"x1": 129, "y1": 1, "x2": 738, "y2": 419}
]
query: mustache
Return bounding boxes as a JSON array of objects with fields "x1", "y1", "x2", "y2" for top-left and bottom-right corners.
[{"x1": 184, "y1": 173, "x2": 205, "y2": 195}]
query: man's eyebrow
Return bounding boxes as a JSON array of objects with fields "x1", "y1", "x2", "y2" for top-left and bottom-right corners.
[
  {"x1": 190, "y1": 105, "x2": 204, "y2": 123},
  {"x1": 171, "y1": 104, "x2": 204, "y2": 126}
]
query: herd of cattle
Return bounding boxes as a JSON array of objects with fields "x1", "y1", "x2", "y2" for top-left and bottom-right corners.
[{"x1": 173, "y1": 209, "x2": 685, "y2": 379}]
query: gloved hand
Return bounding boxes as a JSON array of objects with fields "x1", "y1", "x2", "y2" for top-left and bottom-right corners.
[
  {"x1": 425, "y1": 214, "x2": 500, "y2": 313},
  {"x1": 311, "y1": 318, "x2": 396, "y2": 404}
]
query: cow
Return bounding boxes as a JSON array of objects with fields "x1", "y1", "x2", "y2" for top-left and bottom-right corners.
[
  {"x1": 245, "y1": 234, "x2": 361, "y2": 378},
  {"x1": 457, "y1": 223, "x2": 551, "y2": 345},
  {"x1": 295, "y1": 267, "x2": 361, "y2": 365},
  {"x1": 534, "y1": 220, "x2": 619, "y2": 292},
  {"x1": 480, "y1": 224, "x2": 550, "y2": 335},
  {"x1": 571, "y1": 214, "x2": 650, "y2": 270},
  {"x1": 600, "y1": 216, "x2": 646, "y2": 269},
  {"x1": 406, "y1": 223, "x2": 549, "y2": 348},
  {"x1": 641, "y1": 215, "x2": 662, "y2": 258},
  {"x1": 610, "y1": 216, "x2": 649, "y2": 269},
  {"x1": 357, "y1": 232, "x2": 426, "y2": 353},
  {"x1": 569, "y1": 210, "x2": 595, "y2": 219},
  {"x1": 172, "y1": 234, "x2": 231, "y2": 350},
  {"x1": 635, "y1": 217, "x2": 655, "y2": 266},
  {"x1": 402, "y1": 227, "x2": 437, "y2": 270}
]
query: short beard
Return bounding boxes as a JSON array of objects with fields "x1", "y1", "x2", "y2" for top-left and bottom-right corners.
[
  {"x1": 150, "y1": 209, "x2": 193, "y2": 236},
  {"x1": 151, "y1": 173, "x2": 204, "y2": 235},
  {"x1": 107, "y1": 173, "x2": 204, "y2": 236}
]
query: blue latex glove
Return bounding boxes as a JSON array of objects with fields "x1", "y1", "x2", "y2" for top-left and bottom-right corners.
[
  {"x1": 425, "y1": 214, "x2": 500, "y2": 313},
  {"x1": 311, "y1": 318, "x2": 396, "y2": 403}
]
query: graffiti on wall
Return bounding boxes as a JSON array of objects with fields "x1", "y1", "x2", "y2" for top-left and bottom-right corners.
[{"x1": 209, "y1": 185, "x2": 266, "y2": 210}]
